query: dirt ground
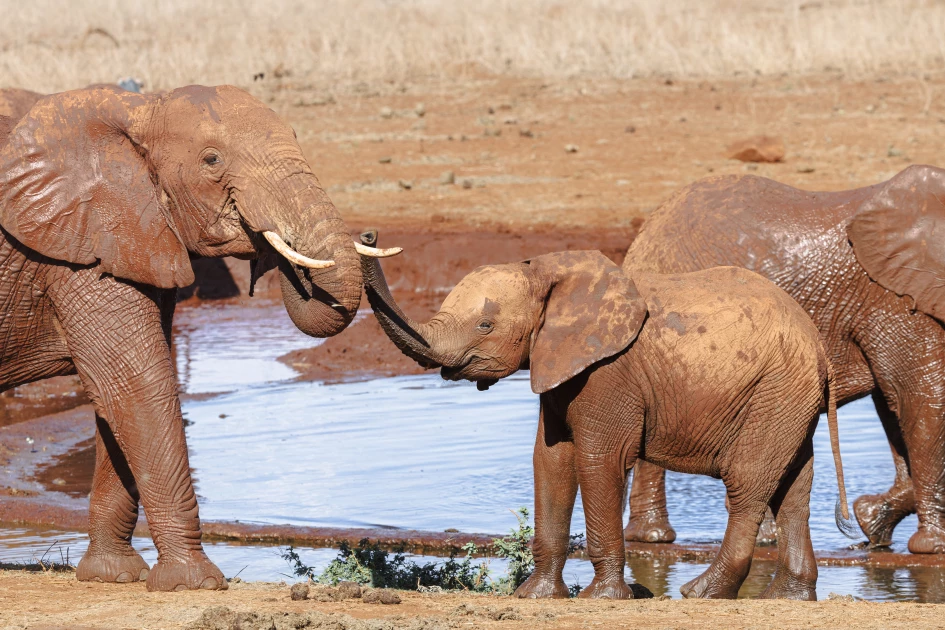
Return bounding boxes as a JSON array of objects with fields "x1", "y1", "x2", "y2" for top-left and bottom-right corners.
[
  {"x1": 2, "y1": 570, "x2": 943, "y2": 630},
  {"x1": 4, "y1": 72, "x2": 945, "y2": 625}
]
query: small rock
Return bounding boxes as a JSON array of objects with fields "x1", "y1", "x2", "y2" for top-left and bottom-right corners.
[
  {"x1": 439, "y1": 171, "x2": 455, "y2": 185},
  {"x1": 461, "y1": 179, "x2": 474, "y2": 189},
  {"x1": 380, "y1": 107, "x2": 393, "y2": 119},
  {"x1": 290, "y1": 582, "x2": 309, "y2": 601},
  {"x1": 726, "y1": 135, "x2": 785, "y2": 163},
  {"x1": 362, "y1": 588, "x2": 401, "y2": 604},
  {"x1": 745, "y1": 163, "x2": 758, "y2": 171},
  {"x1": 378, "y1": 156, "x2": 392, "y2": 164},
  {"x1": 628, "y1": 582, "x2": 654, "y2": 599},
  {"x1": 51, "y1": 478, "x2": 66, "y2": 486},
  {"x1": 564, "y1": 144, "x2": 579, "y2": 153},
  {"x1": 796, "y1": 165, "x2": 816, "y2": 173},
  {"x1": 398, "y1": 180, "x2": 413, "y2": 190},
  {"x1": 865, "y1": 104, "x2": 876, "y2": 113},
  {"x1": 887, "y1": 145, "x2": 903, "y2": 157},
  {"x1": 310, "y1": 585, "x2": 344, "y2": 602},
  {"x1": 625, "y1": 125, "x2": 636, "y2": 133},
  {"x1": 218, "y1": 413, "x2": 227, "y2": 419},
  {"x1": 503, "y1": 117, "x2": 518, "y2": 125},
  {"x1": 336, "y1": 581, "x2": 362, "y2": 599},
  {"x1": 679, "y1": 116, "x2": 687, "y2": 122},
  {"x1": 414, "y1": 103, "x2": 425, "y2": 117},
  {"x1": 519, "y1": 128, "x2": 534, "y2": 138},
  {"x1": 484, "y1": 128, "x2": 501, "y2": 137}
]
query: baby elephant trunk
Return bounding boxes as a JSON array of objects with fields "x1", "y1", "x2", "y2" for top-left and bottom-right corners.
[{"x1": 359, "y1": 230, "x2": 442, "y2": 369}]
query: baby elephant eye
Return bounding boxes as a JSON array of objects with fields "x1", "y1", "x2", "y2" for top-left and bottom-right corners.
[
  {"x1": 477, "y1": 320, "x2": 494, "y2": 332},
  {"x1": 203, "y1": 153, "x2": 221, "y2": 166}
]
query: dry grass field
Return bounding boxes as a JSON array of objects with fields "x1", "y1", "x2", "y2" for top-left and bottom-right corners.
[{"x1": 1, "y1": 0, "x2": 944, "y2": 93}]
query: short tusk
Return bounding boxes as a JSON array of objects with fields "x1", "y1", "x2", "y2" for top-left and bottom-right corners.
[
  {"x1": 263, "y1": 231, "x2": 335, "y2": 269},
  {"x1": 354, "y1": 242, "x2": 403, "y2": 258}
]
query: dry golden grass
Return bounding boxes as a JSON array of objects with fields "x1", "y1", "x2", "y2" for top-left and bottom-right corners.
[{"x1": 0, "y1": 0, "x2": 942, "y2": 92}]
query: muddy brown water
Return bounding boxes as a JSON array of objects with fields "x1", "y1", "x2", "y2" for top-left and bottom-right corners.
[{"x1": 2, "y1": 301, "x2": 942, "y2": 601}]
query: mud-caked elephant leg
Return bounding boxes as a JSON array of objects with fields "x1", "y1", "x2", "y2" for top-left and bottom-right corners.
[
  {"x1": 761, "y1": 450, "x2": 817, "y2": 600},
  {"x1": 625, "y1": 459, "x2": 676, "y2": 543},
  {"x1": 76, "y1": 416, "x2": 150, "y2": 583},
  {"x1": 576, "y1": 445, "x2": 636, "y2": 599},
  {"x1": 853, "y1": 391, "x2": 915, "y2": 548},
  {"x1": 56, "y1": 276, "x2": 226, "y2": 591},
  {"x1": 515, "y1": 402, "x2": 575, "y2": 599}
]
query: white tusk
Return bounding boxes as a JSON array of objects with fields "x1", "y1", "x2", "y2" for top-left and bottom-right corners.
[
  {"x1": 262, "y1": 231, "x2": 335, "y2": 269},
  {"x1": 354, "y1": 242, "x2": 403, "y2": 258}
]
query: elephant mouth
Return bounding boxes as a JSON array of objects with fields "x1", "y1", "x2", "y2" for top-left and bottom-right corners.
[{"x1": 440, "y1": 358, "x2": 502, "y2": 391}]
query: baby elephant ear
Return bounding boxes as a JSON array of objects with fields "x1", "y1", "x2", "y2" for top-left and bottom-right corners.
[
  {"x1": 848, "y1": 165, "x2": 945, "y2": 321},
  {"x1": 528, "y1": 250, "x2": 648, "y2": 394},
  {"x1": 0, "y1": 88, "x2": 193, "y2": 289}
]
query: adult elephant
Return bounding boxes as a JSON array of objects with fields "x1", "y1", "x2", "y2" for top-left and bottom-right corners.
[
  {"x1": 622, "y1": 165, "x2": 945, "y2": 554},
  {"x1": 0, "y1": 85, "x2": 396, "y2": 590}
]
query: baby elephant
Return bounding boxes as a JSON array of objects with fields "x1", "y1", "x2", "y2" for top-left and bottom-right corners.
[{"x1": 361, "y1": 237, "x2": 853, "y2": 600}]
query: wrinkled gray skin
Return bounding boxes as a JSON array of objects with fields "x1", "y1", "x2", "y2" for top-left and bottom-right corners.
[{"x1": 0, "y1": 85, "x2": 360, "y2": 591}]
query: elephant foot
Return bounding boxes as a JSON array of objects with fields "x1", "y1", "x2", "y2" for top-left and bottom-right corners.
[
  {"x1": 514, "y1": 572, "x2": 569, "y2": 599},
  {"x1": 908, "y1": 525, "x2": 945, "y2": 554},
  {"x1": 146, "y1": 551, "x2": 227, "y2": 592},
  {"x1": 623, "y1": 512, "x2": 676, "y2": 544},
  {"x1": 76, "y1": 548, "x2": 150, "y2": 583},
  {"x1": 854, "y1": 492, "x2": 911, "y2": 548},
  {"x1": 755, "y1": 510, "x2": 778, "y2": 547},
  {"x1": 680, "y1": 568, "x2": 739, "y2": 599},
  {"x1": 578, "y1": 577, "x2": 632, "y2": 599},
  {"x1": 758, "y1": 572, "x2": 816, "y2": 601}
]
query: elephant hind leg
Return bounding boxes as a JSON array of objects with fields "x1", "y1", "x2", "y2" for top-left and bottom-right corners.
[
  {"x1": 760, "y1": 446, "x2": 817, "y2": 601},
  {"x1": 624, "y1": 459, "x2": 677, "y2": 544},
  {"x1": 76, "y1": 415, "x2": 150, "y2": 584}
]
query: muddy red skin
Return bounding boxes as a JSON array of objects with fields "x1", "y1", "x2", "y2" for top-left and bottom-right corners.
[
  {"x1": 361, "y1": 244, "x2": 850, "y2": 599},
  {"x1": 0, "y1": 85, "x2": 362, "y2": 591},
  {"x1": 625, "y1": 166, "x2": 945, "y2": 554}
]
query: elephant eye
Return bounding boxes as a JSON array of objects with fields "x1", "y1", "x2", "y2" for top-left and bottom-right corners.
[
  {"x1": 203, "y1": 153, "x2": 221, "y2": 166},
  {"x1": 477, "y1": 320, "x2": 494, "y2": 333}
]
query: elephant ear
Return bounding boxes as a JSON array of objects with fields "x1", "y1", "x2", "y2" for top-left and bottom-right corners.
[
  {"x1": 848, "y1": 165, "x2": 945, "y2": 321},
  {"x1": 528, "y1": 250, "x2": 648, "y2": 394},
  {"x1": 0, "y1": 88, "x2": 194, "y2": 289}
]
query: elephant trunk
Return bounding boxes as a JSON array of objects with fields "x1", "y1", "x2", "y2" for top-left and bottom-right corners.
[
  {"x1": 359, "y1": 229, "x2": 442, "y2": 368},
  {"x1": 239, "y1": 171, "x2": 362, "y2": 338}
]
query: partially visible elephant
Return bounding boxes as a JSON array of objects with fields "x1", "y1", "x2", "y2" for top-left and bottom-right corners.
[
  {"x1": 360, "y1": 238, "x2": 853, "y2": 600},
  {"x1": 623, "y1": 165, "x2": 945, "y2": 554},
  {"x1": 0, "y1": 87, "x2": 42, "y2": 119},
  {"x1": 0, "y1": 85, "x2": 396, "y2": 591}
]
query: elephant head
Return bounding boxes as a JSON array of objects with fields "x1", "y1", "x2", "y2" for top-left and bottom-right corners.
[
  {"x1": 0, "y1": 85, "x2": 397, "y2": 338},
  {"x1": 360, "y1": 231, "x2": 647, "y2": 393}
]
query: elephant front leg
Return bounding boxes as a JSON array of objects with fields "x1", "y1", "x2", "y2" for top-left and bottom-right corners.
[
  {"x1": 57, "y1": 278, "x2": 225, "y2": 591},
  {"x1": 853, "y1": 391, "x2": 915, "y2": 548},
  {"x1": 515, "y1": 403, "x2": 576, "y2": 599},
  {"x1": 576, "y1": 451, "x2": 635, "y2": 599},
  {"x1": 76, "y1": 416, "x2": 150, "y2": 583},
  {"x1": 625, "y1": 459, "x2": 676, "y2": 543}
]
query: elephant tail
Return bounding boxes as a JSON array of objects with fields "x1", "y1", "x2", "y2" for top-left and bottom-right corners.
[{"x1": 825, "y1": 357, "x2": 859, "y2": 539}]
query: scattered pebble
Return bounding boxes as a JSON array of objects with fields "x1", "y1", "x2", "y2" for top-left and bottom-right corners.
[
  {"x1": 625, "y1": 125, "x2": 636, "y2": 133},
  {"x1": 362, "y1": 588, "x2": 401, "y2": 604},
  {"x1": 484, "y1": 128, "x2": 501, "y2": 137},
  {"x1": 796, "y1": 165, "x2": 816, "y2": 173},
  {"x1": 51, "y1": 478, "x2": 65, "y2": 486},
  {"x1": 865, "y1": 104, "x2": 876, "y2": 113},
  {"x1": 727, "y1": 135, "x2": 785, "y2": 163},
  {"x1": 414, "y1": 103, "x2": 425, "y2": 117},
  {"x1": 290, "y1": 582, "x2": 309, "y2": 601},
  {"x1": 461, "y1": 179, "x2": 474, "y2": 189},
  {"x1": 439, "y1": 171, "x2": 455, "y2": 185},
  {"x1": 503, "y1": 117, "x2": 518, "y2": 125},
  {"x1": 564, "y1": 144, "x2": 579, "y2": 153},
  {"x1": 379, "y1": 107, "x2": 393, "y2": 119},
  {"x1": 378, "y1": 156, "x2": 392, "y2": 164},
  {"x1": 887, "y1": 146, "x2": 903, "y2": 157},
  {"x1": 519, "y1": 128, "x2": 534, "y2": 138},
  {"x1": 398, "y1": 180, "x2": 413, "y2": 190},
  {"x1": 745, "y1": 163, "x2": 759, "y2": 171}
]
